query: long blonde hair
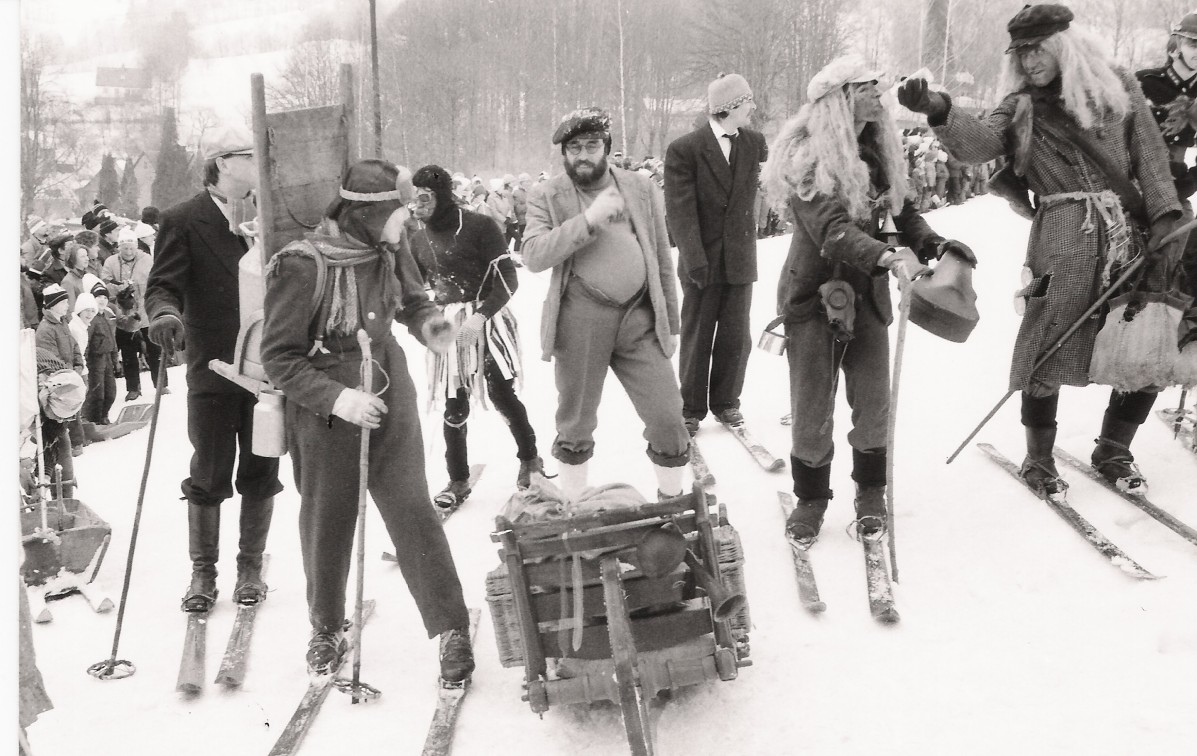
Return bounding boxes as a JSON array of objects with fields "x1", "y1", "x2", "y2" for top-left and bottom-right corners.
[
  {"x1": 1001, "y1": 26, "x2": 1130, "y2": 128},
  {"x1": 761, "y1": 88, "x2": 908, "y2": 223}
]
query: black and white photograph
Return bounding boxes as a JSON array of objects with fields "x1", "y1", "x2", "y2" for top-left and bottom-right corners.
[{"x1": 12, "y1": 0, "x2": 1197, "y2": 754}]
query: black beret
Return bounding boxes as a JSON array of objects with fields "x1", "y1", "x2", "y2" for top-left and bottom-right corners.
[
  {"x1": 551, "y1": 107, "x2": 611, "y2": 145},
  {"x1": 1007, "y1": 4, "x2": 1073, "y2": 52}
]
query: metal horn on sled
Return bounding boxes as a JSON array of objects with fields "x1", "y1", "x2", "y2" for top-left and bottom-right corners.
[
  {"x1": 908, "y1": 248, "x2": 979, "y2": 343},
  {"x1": 683, "y1": 549, "x2": 745, "y2": 622}
]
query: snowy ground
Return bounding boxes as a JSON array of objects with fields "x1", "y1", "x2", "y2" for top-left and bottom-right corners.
[{"x1": 23, "y1": 195, "x2": 1197, "y2": 755}]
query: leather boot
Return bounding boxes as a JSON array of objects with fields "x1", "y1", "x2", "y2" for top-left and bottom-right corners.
[
  {"x1": 1091, "y1": 413, "x2": 1147, "y2": 493},
  {"x1": 1020, "y1": 426, "x2": 1066, "y2": 499},
  {"x1": 181, "y1": 503, "x2": 220, "y2": 613},
  {"x1": 852, "y1": 448, "x2": 888, "y2": 538},
  {"x1": 233, "y1": 497, "x2": 273, "y2": 604},
  {"x1": 785, "y1": 457, "x2": 832, "y2": 546}
]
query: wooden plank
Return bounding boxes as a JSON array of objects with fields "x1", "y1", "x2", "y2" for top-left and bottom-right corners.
[
  {"x1": 265, "y1": 105, "x2": 343, "y2": 136},
  {"x1": 506, "y1": 497, "x2": 699, "y2": 540},
  {"x1": 528, "y1": 568, "x2": 686, "y2": 621}
]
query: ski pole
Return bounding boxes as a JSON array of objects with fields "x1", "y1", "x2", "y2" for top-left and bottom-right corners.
[
  {"x1": 337, "y1": 329, "x2": 380, "y2": 703},
  {"x1": 885, "y1": 269, "x2": 920, "y2": 583},
  {"x1": 88, "y1": 348, "x2": 171, "y2": 680}
]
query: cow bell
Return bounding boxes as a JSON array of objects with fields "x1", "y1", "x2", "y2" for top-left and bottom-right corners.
[{"x1": 908, "y1": 248, "x2": 980, "y2": 343}]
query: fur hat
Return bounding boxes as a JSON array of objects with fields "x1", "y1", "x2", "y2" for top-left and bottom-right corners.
[
  {"x1": 42, "y1": 283, "x2": 68, "y2": 310},
  {"x1": 807, "y1": 54, "x2": 883, "y2": 103},
  {"x1": 140, "y1": 205, "x2": 160, "y2": 226},
  {"x1": 1006, "y1": 4, "x2": 1073, "y2": 52},
  {"x1": 552, "y1": 107, "x2": 612, "y2": 145},
  {"x1": 708, "y1": 73, "x2": 753, "y2": 114}
]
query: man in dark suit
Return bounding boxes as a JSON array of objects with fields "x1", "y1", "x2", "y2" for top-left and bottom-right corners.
[
  {"x1": 665, "y1": 73, "x2": 768, "y2": 434},
  {"x1": 145, "y1": 122, "x2": 282, "y2": 614}
]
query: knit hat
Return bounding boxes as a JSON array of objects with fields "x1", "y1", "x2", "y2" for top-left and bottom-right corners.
[
  {"x1": 90, "y1": 281, "x2": 109, "y2": 299},
  {"x1": 117, "y1": 226, "x2": 138, "y2": 245},
  {"x1": 27, "y1": 216, "x2": 49, "y2": 240},
  {"x1": 98, "y1": 217, "x2": 120, "y2": 237},
  {"x1": 807, "y1": 54, "x2": 883, "y2": 103},
  {"x1": 1006, "y1": 4, "x2": 1073, "y2": 52},
  {"x1": 471, "y1": 184, "x2": 488, "y2": 198},
  {"x1": 73, "y1": 292, "x2": 97, "y2": 316},
  {"x1": 43, "y1": 283, "x2": 68, "y2": 310},
  {"x1": 552, "y1": 107, "x2": 612, "y2": 145},
  {"x1": 708, "y1": 73, "x2": 753, "y2": 114}
]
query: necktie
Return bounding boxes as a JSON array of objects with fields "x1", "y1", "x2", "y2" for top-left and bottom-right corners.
[{"x1": 723, "y1": 133, "x2": 739, "y2": 170}]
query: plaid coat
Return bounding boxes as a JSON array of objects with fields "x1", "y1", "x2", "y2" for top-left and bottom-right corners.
[{"x1": 934, "y1": 71, "x2": 1181, "y2": 391}]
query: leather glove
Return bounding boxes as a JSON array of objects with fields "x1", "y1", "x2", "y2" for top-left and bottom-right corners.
[
  {"x1": 937, "y1": 239, "x2": 977, "y2": 266},
  {"x1": 897, "y1": 78, "x2": 946, "y2": 119},
  {"x1": 148, "y1": 313, "x2": 184, "y2": 351},
  {"x1": 455, "y1": 312, "x2": 487, "y2": 349},
  {"x1": 883, "y1": 247, "x2": 931, "y2": 283},
  {"x1": 331, "y1": 388, "x2": 388, "y2": 430},
  {"x1": 421, "y1": 316, "x2": 454, "y2": 354}
]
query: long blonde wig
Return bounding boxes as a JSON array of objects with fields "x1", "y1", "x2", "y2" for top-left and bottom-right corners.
[
  {"x1": 1001, "y1": 26, "x2": 1130, "y2": 128},
  {"x1": 761, "y1": 87, "x2": 909, "y2": 223}
]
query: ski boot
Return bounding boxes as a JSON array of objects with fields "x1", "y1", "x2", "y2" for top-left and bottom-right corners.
[
  {"x1": 439, "y1": 626, "x2": 475, "y2": 684},
  {"x1": 434, "y1": 479, "x2": 472, "y2": 511},
  {"x1": 785, "y1": 499, "x2": 828, "y2": 547},
  {"x1": 1021, "y1": 426, "x2": 1067, "y2": 502},
  {"x1": 306, "y1": 630, "x2": 348, "y2": 677},
  {"x1": 1091, "y1": 414, "x2": 1148, "y2": 495}
]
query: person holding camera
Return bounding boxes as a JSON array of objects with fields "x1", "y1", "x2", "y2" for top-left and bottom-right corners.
[
  {"x1": 103, "y1": 226, "x2": 165, "y2": 401},
  {"x1": 761, "y1": 55, "x2": 974, "y2": 545}
]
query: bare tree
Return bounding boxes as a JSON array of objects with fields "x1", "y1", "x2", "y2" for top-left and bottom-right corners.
[{"x1": 20, "y1": 32, "x2": 83, "y2": 223}]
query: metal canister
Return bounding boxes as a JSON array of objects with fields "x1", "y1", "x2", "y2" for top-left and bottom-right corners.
[{"x1": 756, "y1": 316, "x2": 787, "y2": 356}]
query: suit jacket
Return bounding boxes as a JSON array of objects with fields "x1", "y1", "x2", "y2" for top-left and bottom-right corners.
[
  {"x1": 145, "y1": 190, "x2": 248, "y2": 394},
  {"x1": 522, "y1": 167, "x2": 680, "y2": 361},
  {"x1": 664, "y1": 122, "x2": 767, "y2": 286}
]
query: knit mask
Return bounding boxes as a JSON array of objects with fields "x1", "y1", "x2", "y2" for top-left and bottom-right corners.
[{"x1": 412, "y1": 165, "x2": 458, "y2": 231}]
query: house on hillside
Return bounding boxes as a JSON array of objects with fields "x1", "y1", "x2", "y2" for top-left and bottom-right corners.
[{"x1": 96, "y1": 67, "x2": 152, "y2": 104}]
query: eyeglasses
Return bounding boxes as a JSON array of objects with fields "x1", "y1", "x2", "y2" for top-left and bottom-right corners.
[{"x1": 565, "y1": 140, "x2": 605, "y2": 156}]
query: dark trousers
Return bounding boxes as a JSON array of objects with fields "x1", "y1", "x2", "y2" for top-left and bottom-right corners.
[
  {"x1": 786, "y1": 305, "x2": 890, "y2": 469},
  {"x1": 443, "y1": 355, "x2": 537, "y2": 481},
  {"x1": 84, "y1": 358, "x2": 117, "y2": 423},
  {"x1": 507, "y1": 221, "x2": 526, "y2": 252},
  {"x1": 116, "y1": 328, "x2": 166, "y2": 392},
  {"x1": 678, "y1": 280, "x2": 752, "y2": 420},
  {"x1": 288, "y1": 339, "x2": 470, "y2": 637},
  {"x1": 41, "y1": 415, "x2": 75, "y2": 497},
  {"x1": 182, "y1": 391, "x2": 281, "y2": 506}
]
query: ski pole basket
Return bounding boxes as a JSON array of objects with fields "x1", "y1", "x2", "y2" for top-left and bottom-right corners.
[{"x1": 487, "y1": 483, "x2": 751, "y2": 755}]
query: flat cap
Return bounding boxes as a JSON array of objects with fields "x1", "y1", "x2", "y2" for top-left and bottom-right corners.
[
  {"x1": 1006, "y1": 4, "x2": 1073, "y2": 52},
  {"x1": 201, "y1": 122, "x2": 255, "y2": 161},
  {"x1": 807, "y1": 54, "x2": 883, "y2": 103},
  {"x1": 551, "y1": 107, "x2": 611, "y2": 145}
]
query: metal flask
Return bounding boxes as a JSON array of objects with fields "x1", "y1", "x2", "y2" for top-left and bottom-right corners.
[
  {"x1": 251, "y1": 388, "x2": 287, "y2": 457},
  {"x1": 757, "y1": 315, "x2": 787, "y2": 356}
]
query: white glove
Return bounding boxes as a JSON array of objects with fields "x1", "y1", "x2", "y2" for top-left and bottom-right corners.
[
  {"x1": 583, "y1": 186, "x2": 625, "y2": 228},
  {"x1": 456, "y1": 312, "x2": 487, "y2": 349},
  {"x1": 421, "y1": 316, "x2": 454, "y2": 354},
  {"x1": 882, "y1": 247, "x2": 930, "y2": 283},
  {"x1": 331, "y1": 388, "x2": 387, "y2": 430}
]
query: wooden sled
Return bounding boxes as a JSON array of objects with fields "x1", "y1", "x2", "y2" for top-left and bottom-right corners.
[{"x1": 487, "y1": 484, "x2": 751, "y2": 755}]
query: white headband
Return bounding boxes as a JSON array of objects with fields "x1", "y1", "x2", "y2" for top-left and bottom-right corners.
[{"x1": 339, "y1": 188, "x2": 405, "y2": 202}]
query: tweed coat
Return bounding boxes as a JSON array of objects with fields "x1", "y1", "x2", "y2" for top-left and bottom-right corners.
[
  {"x1": 933, "y1": 71, "x2": 1181, "y2": 391},
  {"x1": 664, "y1": 123, "x2": 768, "y2": 286},
  {"x1": 522, "y1": 166, "x2": 680, "y2": 361}
]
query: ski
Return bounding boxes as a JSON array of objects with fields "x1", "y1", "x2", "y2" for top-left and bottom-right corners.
[
  {"x1": 721, "y1": 421, "x2": 785, "y2": 472},
  {"x1": 267, "y1": 600, "x2": 376, "y2": 756},
  {"x1": 776, "y1": 492, "x2": 825, "y2": 613},
  {"x1": 977, "y1": 443, "x2": 1160, "y2": 580},
  {"x1": 421, "y1": 608, "x2": 482, "y2": 756},
  {"x1": 861, "y1": 534, "x2": 900, "y2": 624},
  {"x1": 176, "y1": 610, "x2": 209, "y2": 695},
  {"x1": 689, "y1": 440, "x2": 716, "y2": 487},
  {"x1": 1157, "y1": 407, "x2": 1196, "y2": 453},
  {"x1": 214, "y1": 554, "x2": 270, "y2": 687},
  {"x1": 1053, "y1": 448, "x2": 1197, "y2": 549}
]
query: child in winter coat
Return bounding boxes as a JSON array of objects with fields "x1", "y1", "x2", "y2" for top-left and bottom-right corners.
[
  {"x1": 84, "y1": 282, "x2": 119, "y2": 425},
  {"x1": 34, "y1": 284, "x2": 83, "y2": 494}
]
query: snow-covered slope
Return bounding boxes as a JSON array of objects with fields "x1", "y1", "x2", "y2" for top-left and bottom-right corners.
[{"x1": 26, "y1": 195, "x2": 1197, "y2": 755}]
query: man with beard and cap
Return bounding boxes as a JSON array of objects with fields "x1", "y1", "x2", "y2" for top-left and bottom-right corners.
[
  {"x1": 145, "y1": 121, "x2": 282, "y2": 614},
  {"x1": 665, "y1": 73, "x2": 769, "y2": 436},
  {"x1": 408, "y1": 164, "x2": 542, "y2": 509},
  {"x1": 521, "y1": 107, "x2": 690, "y2": 500},
  {"x1": 105, "y1": 225, "x2": 165, "y2": 401},
  {"x1": 761, "y1": 54, "x2": 971, "y2": 545},
  {"x1": 1138, "y1": 12, "x2": 1197, "y2": 330},
  {"x1": 260, "y1": 159, "x2": 475, "y2": 681},
  {"x1": 901, "y1": 3, "x2": 1182, "y2": 497}
]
